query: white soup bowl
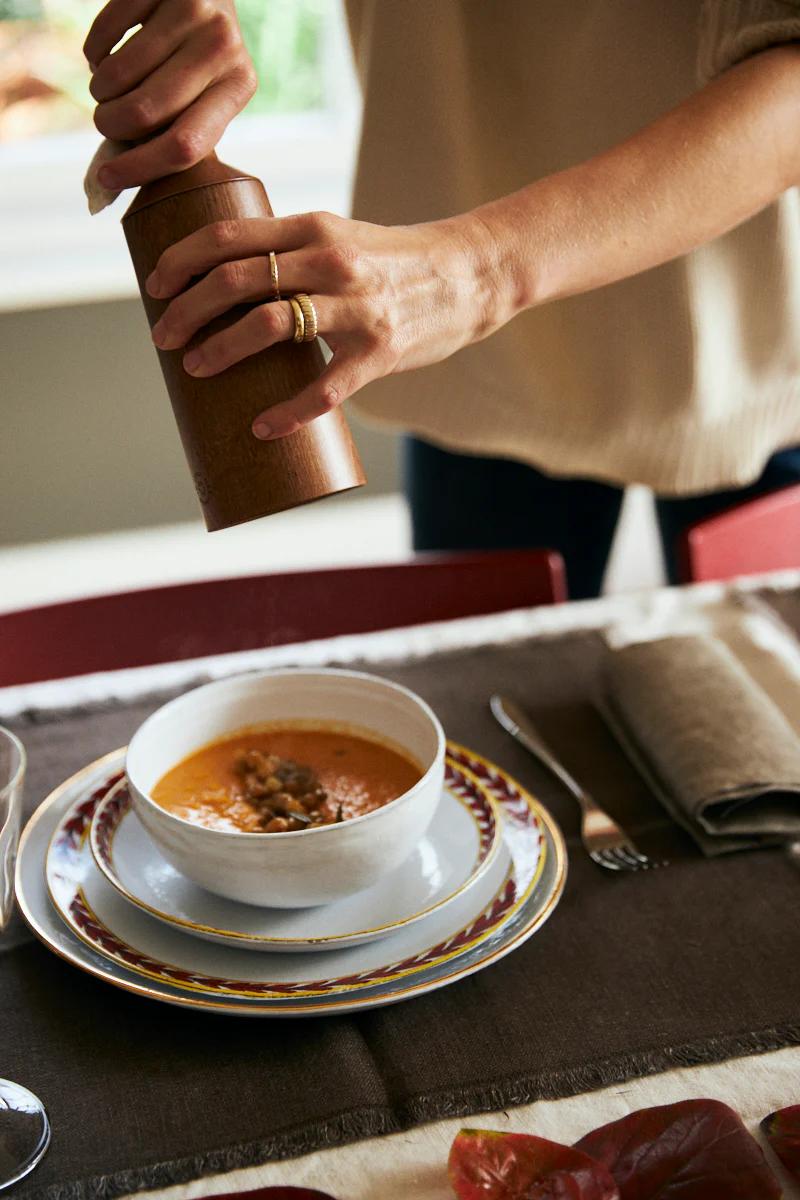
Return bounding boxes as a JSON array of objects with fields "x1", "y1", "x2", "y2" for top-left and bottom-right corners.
[{"x1": 126, "y1": 668, "x2": 445, "y2": 908}]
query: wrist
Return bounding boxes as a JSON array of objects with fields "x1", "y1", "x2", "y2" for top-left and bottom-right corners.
[
  {"x1": 428, "y1": 211, "x2": 521, "y2": 347},
  {"x1": 457, "y1": 201, "x2": 556, "y2": 332}
]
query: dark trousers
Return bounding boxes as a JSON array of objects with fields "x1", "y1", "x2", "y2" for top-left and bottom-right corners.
[{"x1": 404, "y1": 438, "x2": 800, "y2": 600}]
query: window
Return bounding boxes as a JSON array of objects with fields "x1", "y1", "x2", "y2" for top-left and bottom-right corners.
[
  {"x1": 1, "y1": 1, "x2": 96, "y2": 142},
  {"x1": 0, "y1": 0, "x2": 360, "y2": 311}
]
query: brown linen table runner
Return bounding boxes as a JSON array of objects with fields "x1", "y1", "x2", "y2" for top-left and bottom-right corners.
[
  {"x1": 4, "y1": 613, "x2": 800, "y2": 1200},
  {"x1": 604, "y1": 634, "x2": 800, "y2": 854},
  {"x1": 763, "y1": 587, "x2": 800, "y2": 637}
]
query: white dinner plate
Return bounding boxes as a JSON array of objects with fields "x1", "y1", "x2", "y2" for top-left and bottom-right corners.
[
  {"x1": 89, "y1": 762, "x2": 500, "y2": 952},
  {"x1": 16, "y1": 745, "x2": 567, "y2": 1016}
]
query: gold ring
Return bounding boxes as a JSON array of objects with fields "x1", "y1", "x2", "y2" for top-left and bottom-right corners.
[
  {"x1": 289, "y1": 297, "x2": 305, "y2": 343},
  {"x1": 268, "y1": 251, "x2": 280, "y2": 301},
  {"x1": 293, "y1": 293, "x2": 318, "y2": 342}
]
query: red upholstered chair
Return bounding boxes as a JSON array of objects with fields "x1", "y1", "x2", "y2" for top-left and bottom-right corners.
[
  {"x1": 0, "y1": 549, "x2": 566, "y2": 686},
  {"x1": 678, "y1": 483, "x2": 800, "y2": 584}
]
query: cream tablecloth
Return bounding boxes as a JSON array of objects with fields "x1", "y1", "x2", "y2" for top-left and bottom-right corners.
[{"x1": 4, "y1": 573, "x2": 799, "y2": 1200}]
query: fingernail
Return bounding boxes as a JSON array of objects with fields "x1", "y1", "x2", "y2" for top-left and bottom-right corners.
[
  {"x1": 152, "y1": 320, "x2": 176, "y2": 349},
  {"x1": 253, "y1": 421, "x2": 272, "y2": 440},
  {"x1": 97, "y1": 165, "x2": 118, "y2": 189},
  {"x1": 146, "y1": 271, "x2": 164, "y2": 298},
  {"x1": 183, "y1": 350, "x2": 206, "y2": 375}
]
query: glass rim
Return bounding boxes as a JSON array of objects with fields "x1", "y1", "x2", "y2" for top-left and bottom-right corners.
[{"x1": 0, "y1": 725, "x2": 26, "y2": 801}]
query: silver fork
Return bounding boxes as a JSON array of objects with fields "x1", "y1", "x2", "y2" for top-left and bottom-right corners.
[{"x1": 490, "y1": 695, "x2": 666, "y2": 872}]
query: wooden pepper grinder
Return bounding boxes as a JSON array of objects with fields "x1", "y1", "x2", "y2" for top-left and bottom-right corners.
[{"x1": 122, "y1": 155, "x2": 365, "y2": 531}]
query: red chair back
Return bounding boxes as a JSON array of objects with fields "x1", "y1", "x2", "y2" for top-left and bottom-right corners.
[
  {"x1": 679, "y1": 484, "x2": 800, "y2": 584},
  {"x1": 0, "y1": 549, "x2": 566, "y2": 686}
]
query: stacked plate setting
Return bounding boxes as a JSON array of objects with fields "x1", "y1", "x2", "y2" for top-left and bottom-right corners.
[{"x1": 16, "y1": 743, "x2": 566, "y2": 1017}]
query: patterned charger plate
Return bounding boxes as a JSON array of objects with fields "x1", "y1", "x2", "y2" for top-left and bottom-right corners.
[
  {"x1": 89, "y1": 763, "x2": 500, "y2": 952},
  {"x1": 16, "y1": 745, "x2": 567, "y2": 1017}
]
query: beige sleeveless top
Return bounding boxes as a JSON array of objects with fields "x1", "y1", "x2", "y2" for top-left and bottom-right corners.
[{"x1": 344, "y1": 0, "x2": 800, "y2": 494}]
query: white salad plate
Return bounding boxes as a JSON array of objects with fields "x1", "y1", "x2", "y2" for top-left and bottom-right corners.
[
  {"x1": 89, "y1": 761, "x2": 501, "y2": 952},
  {"x1": 16, "y1": 745, "x2": 567, "y2": 1017}
]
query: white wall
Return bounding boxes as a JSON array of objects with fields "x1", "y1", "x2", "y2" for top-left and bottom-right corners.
[{"x1": 0, "y1": 297, "x2": 400, "y2": 545}]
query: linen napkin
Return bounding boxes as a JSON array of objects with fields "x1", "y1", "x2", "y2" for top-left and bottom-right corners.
[{"x1": 603, "y1": 634, "x2": 800, "y2": 854}]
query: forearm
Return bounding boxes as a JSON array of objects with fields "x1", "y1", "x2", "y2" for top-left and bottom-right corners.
[
  {"x1": 467, "y1": 44, "x2": 800, "y2": 319},
  {"x1": 147, "y1": 42, "x2": 800, "y2": 437}
]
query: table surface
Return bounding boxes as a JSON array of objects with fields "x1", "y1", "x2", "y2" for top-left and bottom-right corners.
[{"x1": 4, "y1": 571, "x2": 800, "y2": 1200}]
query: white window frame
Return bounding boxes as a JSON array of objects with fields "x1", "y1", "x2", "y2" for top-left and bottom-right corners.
[{"x1": 0, "y1": 0, "x2": 361, "y2": 314}]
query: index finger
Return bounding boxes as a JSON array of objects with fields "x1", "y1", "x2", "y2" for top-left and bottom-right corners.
[
  {"x1": 147, "y1": 213, "x2": 321, "y2": 297},
  {"x1": 96, "y1": 74, "x2": 248, "y2": 191},
  {"x1": 84, "y1": 0, "x2": 158, "y2": 67}
]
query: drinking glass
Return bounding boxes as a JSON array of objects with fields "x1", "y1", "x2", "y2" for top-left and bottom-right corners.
[{"x1": 0, "y1": 726, "x2": 50, "y2": 1191}]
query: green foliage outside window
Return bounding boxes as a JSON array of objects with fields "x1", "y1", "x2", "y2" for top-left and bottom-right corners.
[
  {"x1": 238, "y1": 0, "x2": 327, "y2": 114},
  {"x1": 0, "y1": 0, "x2": 328, "y2": 142},
  {"x1": 0, "y1": 0, "x2": 43, "y2": 17}
]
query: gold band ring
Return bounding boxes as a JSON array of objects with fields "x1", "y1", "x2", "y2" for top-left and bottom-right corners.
[
  {"x1": 293, "y1": 293, "x2": 318, "y2": 342},
  {"x1": 268, "y1": 251, "x2": 280, "y2": 301},
  {"x1": 288, "y1": 297, "x2": 305, "y2": 343}
]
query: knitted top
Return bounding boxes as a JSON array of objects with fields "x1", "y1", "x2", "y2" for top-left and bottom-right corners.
[{"x1": 344, "y1": 0, "x2": 800, "y2": 494}]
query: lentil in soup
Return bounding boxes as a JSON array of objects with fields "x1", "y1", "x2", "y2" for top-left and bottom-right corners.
[{"x1": 151, "y1": 724, "x2": 423, "y2": 833}]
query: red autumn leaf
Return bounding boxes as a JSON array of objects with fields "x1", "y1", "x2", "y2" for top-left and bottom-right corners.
[
  {"x1": 574, "y1": 1099, "x2": 780, "y2": 1199},
  {"x1": 449, "y1": 1128, "x2": 620, "y2": 1199},
  {"x1": 762, "y1": 1105, "x2": 800, "y2": 1181}
]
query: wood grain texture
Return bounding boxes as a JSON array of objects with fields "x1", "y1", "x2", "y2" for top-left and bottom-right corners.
[{"x1": 122, "y1": 156, "x2": 365, "y2": 531}]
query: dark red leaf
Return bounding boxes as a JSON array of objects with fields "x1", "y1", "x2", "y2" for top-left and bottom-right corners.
[
  {"x1": 449, "y1": 1128, "x2": 620, "y2": 1199},
  {"x1": 762, "y1": 1104, "x2": 800, "y2": 1181},
  {"x1": 575, "y1": 1099, "x2": 780, "y2": 1199}
]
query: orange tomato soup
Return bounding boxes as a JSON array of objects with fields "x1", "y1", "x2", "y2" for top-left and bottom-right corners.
[{"x1": 151, "y1": 724, "x2": 423, "y2": 833}]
